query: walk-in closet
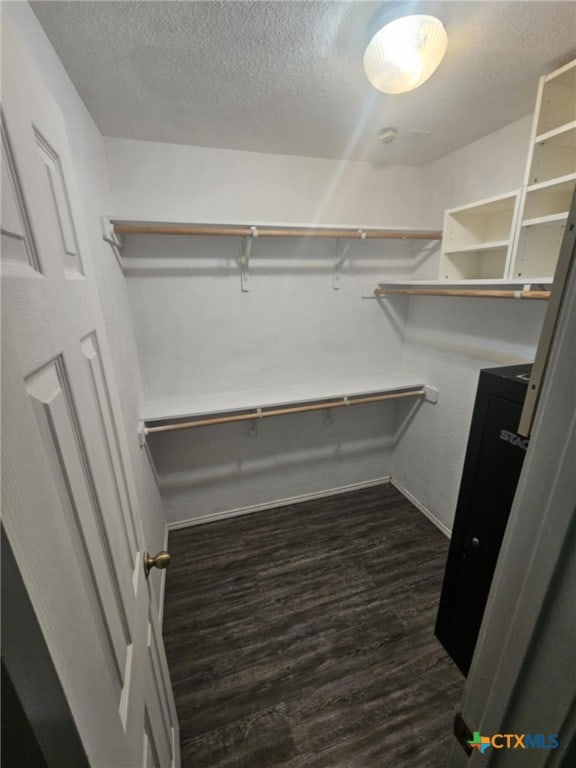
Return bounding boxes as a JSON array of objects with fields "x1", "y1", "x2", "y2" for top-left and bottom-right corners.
[{"x1": 2, "y1": 2, "x2": 575, "y2": 767}]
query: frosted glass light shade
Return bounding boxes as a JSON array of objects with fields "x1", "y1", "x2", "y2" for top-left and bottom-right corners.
[{"x1": 363, "y1": 14, "x2": 448, "y2": 95}]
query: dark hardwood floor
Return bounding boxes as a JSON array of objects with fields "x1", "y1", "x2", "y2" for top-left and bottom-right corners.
[{"x1": 163, "y1": 484, "x2": 463, "y2": 768}]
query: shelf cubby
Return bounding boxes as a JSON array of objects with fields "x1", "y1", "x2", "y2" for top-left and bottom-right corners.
[
  {"x1": 535, "y1": 61, "x2": 576, "y2": 136},
  {"x1": 512, "y1": 217, "x2": 567, "y2": 280},
  {"x1": 441, "y1": 192, "x2": 519, "y2": 280},
  {"x1": 529, "y1": 122, "x2": 576, "y2": 185},
  {"x1": 441, "y1": 248, "x2": 509, "y2": 281},
  {"x1": 522, "y1": 174, "x2": 576, "y2": 220},
  {"x1": 521, "y1": 211, "x2": 569, "y2": 228}
]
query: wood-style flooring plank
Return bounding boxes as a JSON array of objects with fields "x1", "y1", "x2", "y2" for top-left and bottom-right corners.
[{"x1": 163, "y1": 484, "x2": 463, "y2": 767}]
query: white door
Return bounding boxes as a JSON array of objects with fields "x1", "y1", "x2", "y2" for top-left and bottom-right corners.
[{"x1": 1, "y1": 26, "x2": 179, "y2": 768}]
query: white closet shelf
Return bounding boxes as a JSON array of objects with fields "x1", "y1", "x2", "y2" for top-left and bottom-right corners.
[
  {"x1": 442, "y1": 240, "x2": 510, "y2": 255},
  {"x1": 534, "y1": 121, "x2": 576, "y2": 147},
  {"x1": 521, "y1": 212, "x2": 569, "y2": 227},
  {"x1": 525, "y1": 172, "x2": 576, "y2": 193},
  {"x1": 364, "y1": 278, "x2": 552, "y2": 293},
  {"x1": 142, "y1": 373, "x2": 427, "y2": 424},
  {"x1": 104, "y1": 217, "x2": 443, "y2": 291},
  {"x1": 364, "y1": 279, "x2": 551, "y2": 301}
]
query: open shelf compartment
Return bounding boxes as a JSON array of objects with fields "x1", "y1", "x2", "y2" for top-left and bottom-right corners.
[
  {"x1": 441, "y1": 191, "x2": 519, "y2": 280},
  {"x1": 536, "y1": 61, "x2": 576, "y2": 136},
  {"x1": 522, "y1": 175, "x2": 576, "y2": 220},
  {"x1": 441, "y1": 248, "x2": 509, "y2": 281},
  {"x1": 511, "y1": 217, "x2": 567, "y2": 280},
  {"x1": 529, "y1": 122, "x2": 576, "y2": 185}
]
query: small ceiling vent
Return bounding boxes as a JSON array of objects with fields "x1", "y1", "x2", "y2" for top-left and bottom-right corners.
[
  {"x1": 406, "y1": 128, "x2": 432, "y2": 139},
  {"x1": 378, "y1": 127, "x2": 398, "y2": 144}
]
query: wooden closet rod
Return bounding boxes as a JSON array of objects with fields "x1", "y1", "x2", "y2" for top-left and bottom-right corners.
[
  {"x1": 145, "y1": 388, "x2": 426, "y2": 435},
  {"x1": 374, "y1": 288, "x2": 551, "y2": 300},
  {"x1": 113, "y1": 223, "x2": 443, "y2": 241}
]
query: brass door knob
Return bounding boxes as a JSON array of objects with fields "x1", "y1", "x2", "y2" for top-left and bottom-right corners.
[{"x1": 144, "y1": 551, "x2": 171, "y2": 578}]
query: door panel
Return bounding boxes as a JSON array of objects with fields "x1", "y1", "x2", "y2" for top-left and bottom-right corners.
[
  {"x1": 25, "y1": 355, "x2": 132, "y2": 703},
  {"x1": 147, "y1": 617, "x2": 176, "y2": 762},
  {"x1": 33, "y1": 126, "x2": 83, "y2": 276},
  {"x1": 144, "y1": 712, "x2": 163, "y2": 768},
  {"x1": 1, "y1": 117, "x2": 40, "y2": 273},
  {"x1": 145, "y1": 626, "x2": 176, "y2": 768},
  {"x1": 80, "y1": 332, "x2": 139, "y2": 558},
  {"x1": 1, "y1": 24, "x2": 179, "y2": 767}
]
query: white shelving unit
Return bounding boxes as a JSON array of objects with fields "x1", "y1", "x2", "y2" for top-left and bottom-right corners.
[
  {"x1": 359, "y1": 62, "x2": 575, "y2": 299},
  {"x1": 512, "y1": 58, "x2": 576, "y2": 279},
  {"x1": 142, "y1": 373, "x2": 429, "y2": 424},
  {"x1": 440, "y1": 191, "x2": 520, "y2": 280}
]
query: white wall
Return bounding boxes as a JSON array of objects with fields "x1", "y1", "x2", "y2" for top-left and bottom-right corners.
[
  {"x1": 105, "y1": 136, "x2": 423, "y2": 228},
  {"x1": 105, "y1": 113, "x2": 544, "y2": 531},
  {"x1": 153, "y1": 405, "x2": 398, "y2": 525},
  {"x1": 107, "y1": 138, "x2": 431, "y2": 522},
  {"x1": 393, "y1": 112, "x2": 546, "y2": 533},
  {"x1": 392, "y1": 298, "x2": 545, "y2": 531},
  {"x1": 3, "y1": 3, "x2": 166, "y2": 596},
  {"x1": 125, "y1": 234, "x2": 416, "y2": 523},
  {"x1": 420, "y1": 114, "x2": 533, "y2": 227},
  {"x1": 125, "y1": 235, "x2": 415, "y2": 402}
]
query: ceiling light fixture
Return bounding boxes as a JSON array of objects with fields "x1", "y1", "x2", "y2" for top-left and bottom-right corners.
[{"x1": 363, "y1": 4, "x2": 448, "y2": 95}]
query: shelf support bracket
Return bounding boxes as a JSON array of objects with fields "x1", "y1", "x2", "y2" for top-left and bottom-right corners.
[
  {"x1": 137, "y1": 420, "x2": 147, "y2": 447},
  {"x1": 239, "y1": 226, "x2": 257, "y2": 292},
  {"x1": 249, "y1": 406, "x2": 261, "y2": 437},
  {"x1": 424, "y1": 386, "x2": 439, "y2": 404},
  {"x1": 333, "y1": 238, "x2": 354, "y2": 290},
  {"x1": 101, "y1": 216, "x2": 124, "y2": 271}
]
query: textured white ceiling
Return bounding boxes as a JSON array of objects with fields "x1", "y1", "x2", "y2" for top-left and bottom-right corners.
[{"x1": 31, "y1": 0, "x2": 576, "y2": 165}]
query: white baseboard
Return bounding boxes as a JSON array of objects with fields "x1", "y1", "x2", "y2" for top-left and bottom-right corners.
[
  {"x1": 391, "y1": 479, "x2": 451, "y2": 538},
  {"x1": 166, "y1": 476, "x2": 392, "y2": 531},
  {"x1": 164, "y1": 475, "x2": 451, "y2": 541}
]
